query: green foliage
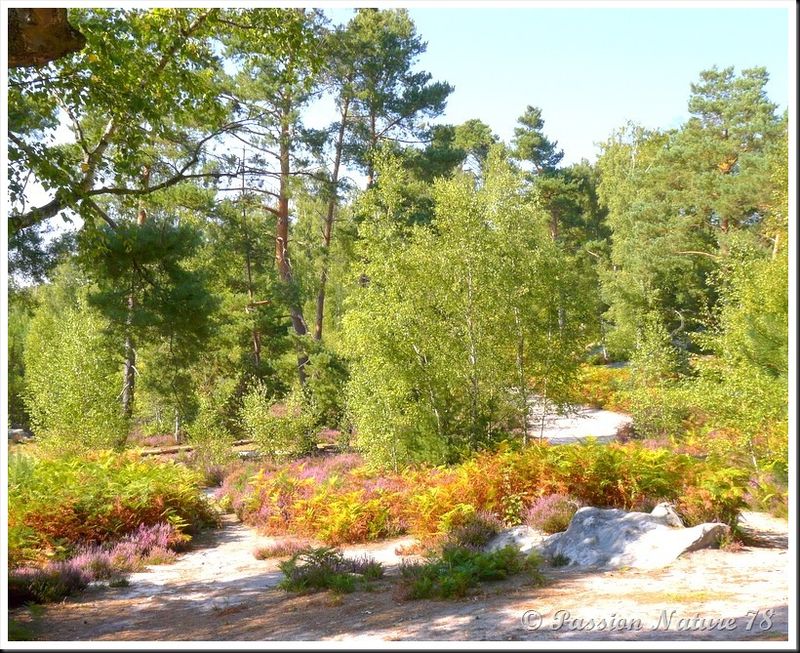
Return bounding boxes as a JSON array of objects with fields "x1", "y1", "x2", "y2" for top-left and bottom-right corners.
[
  {"x1": 241, "y1": 384, "x2": 317, "y2": 459},
  {"x1": 570, "y1": 363, "x2": 630, "y2": 411},
  {"x1": 445, "y1": 511, "x2": 503, "y2": 550},
  {"x1": 342, "y1": 8, "x2": 453, "y2": 183},
  {"x1": 8, "y1": 618, "x2": 37, "y2": 641},
  {"x1": 525, "y1": 494, "x2": 580, "y2": 534},
  {"x1": 7, "y1": 288, "x2": 37, "y2": 428},
  {"x1": 184, "y1": 377, "x2": 239, "y2": 481},
  {"x1": 304, "y1": 347, "x2": 350, "y2": 428},
  {"x1": 682, "y1": 235, "x2": 788, "y2": 472},
  {"x1": 79, "y1": 220, "x2": 215, "y2": 351},
  {"x1": 344, "y1": 151, "x2": 592, "y2": 467},
  {"x1": 23, "y1": 273, "x2": 127, "y2": 452},
  {"x1": 512, "y1": 105, "x2": 563, "y2": 174},
  {"x1": 9, "y1": 7, "x2": 233, "y2": 236},
  {"x1": 277, "y1": 546, "x2": 384, "y2": 594},
  {"x1": 398, "y1": 545, "x2": 543, "y2": 600},
  {"x1": 625, "y1": 316, "x2": 689, "y2": 438},
  {"x1": 597, "y1": 68, "x2": 784, "y2": 355},
  {"x1": 7, "y1": 451, "x2": 216, "y2": 567}
]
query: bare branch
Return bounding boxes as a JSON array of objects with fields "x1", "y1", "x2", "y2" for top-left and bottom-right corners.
[{"x1": 83, "y1": 197, "x2": 119, "y2": 230}]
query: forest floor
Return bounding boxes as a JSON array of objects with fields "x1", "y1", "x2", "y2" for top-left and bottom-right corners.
[{"x1": 10, "y1": 511, "x2": 791, "y2": 643}]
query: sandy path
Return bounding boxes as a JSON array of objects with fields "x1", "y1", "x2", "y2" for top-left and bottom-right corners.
[
  {"x1": 527, "y1": 396, "x2": 632, "y2": 444},
  {"x1": 11, "y1": 513, "x2": 789, "y2": 642}
]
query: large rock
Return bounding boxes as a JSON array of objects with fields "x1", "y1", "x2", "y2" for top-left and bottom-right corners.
[
  {"x1": 485, "y1": 525, "x2": 548, "y2": 555},
  {"x1": 538, "y1": 506, "x2": 729, "y2": 569}
]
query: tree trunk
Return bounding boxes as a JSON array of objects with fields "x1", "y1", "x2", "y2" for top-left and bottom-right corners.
[
  {"x1": 173, "y1": 408, "x2": 181, "y2": 445},
  {"x1": 121, "y1": 329, "x2": 135, "y2": 420},
  {"x1": 514, "y1": 309, "x2": 529, "y2": 446},
  {"x1": 8, "y1": 8, "x2": 86, "y2": 68},
  {"x1": 241, "y1": 148, "x2": 262, "y2": 367},
  {"x1": 366, "y1": 111, "x2": 378, "y2": 188},
  {"x1": 314, "y1": 98, "x2": 350, "y2": 342},
  {"x1": 276, "y1": 116, "x2": 309, "y2": 385},
  {"x1": 121, "y1": 166, "x2": 150, "y2": 421}
]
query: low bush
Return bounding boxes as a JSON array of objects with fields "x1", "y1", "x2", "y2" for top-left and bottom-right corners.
[
  {"x1": 8, "y1": 561, "x2": 91, "y2": 607},
  {"x1": 397, "y1": 545, "x2": 543, "y2": 600},
  {"x1": 525, "y1": 494, "x2": 580, "y2": 534},
  {"x1": 571, "y1": 363, "x2": 631, "y2": 412},
  {"x1": 8, "y1": 451, "x2": 216, "y2": 567},
  {"x1": 744, "y1": 469, "x2": 789, "y2": 519},
  {"x1": 277, "y1": 546, "x2": 384, "y2": 594},
  {"x1": 8, "y1": 522, "x2": 183, "y2": 607},
  {"x1": 445, "y1": 511, "x2": 503, "y2": 550}
]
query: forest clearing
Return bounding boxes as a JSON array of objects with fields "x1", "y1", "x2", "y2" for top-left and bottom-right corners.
[{"x1": 4, "y1": 5, "x2": 794, "y2": 647}]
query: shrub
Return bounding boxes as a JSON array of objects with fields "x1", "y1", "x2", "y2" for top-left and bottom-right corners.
[
  {"x1": 744, "y1": 469, "x2": 788, "y2": 519},
  {"x1": 217, "y1": 440, "x2": 750, "y2": 551},
  {"x1": 525, "y1": 494, "x2": 580, "y2": 534},
  {"x1": 277, "y1": 546, "x2": 384, "y2": 594},
  {"x1": 676, "y1": 466, "x2": 748, "y2": 526},
  {"x1": 572, "y1": 364, "x2": 631, "y2": 412},
  {"x1": 185, "y1": 378, "x2": 240, "y2": 484},
  {"x1": 8, "y1": 521, "x2": 184, "y2": 607},
  {"x1": 397, "y1": 545, "x2": 543, "y2": 600},
  {"x1": 23, "y1": 298, "x2": 128, "y2": 452},
  {"x1": 311, "y1": 492, "x2": 399, "y2": 545},
  {"x1": 445, "y1": 511, "x2": 503, "y2": 550},
  {"x1": 241, "y1": 384, "x2": 317, "y2": 459},
  {"x1": 7, "y1": 451, "x2": 216, "y2": 567},
  {"x1": 305, "y1": 348, "x2": 350, "y2": 429},
  {"x1": 8, "y1": 562, "x2": 91, "y2": 607}
]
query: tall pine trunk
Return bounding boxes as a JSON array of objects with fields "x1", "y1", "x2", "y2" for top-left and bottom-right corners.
[
  {"x1": 276, "y1": 116, "x2": 309, "y2": 385},
  {"x1": 314, "y1": 98, "x2": 350, "y2": 342},
  {"x1": 241, "y1": 148, "x2": 262, "y2": 367}
]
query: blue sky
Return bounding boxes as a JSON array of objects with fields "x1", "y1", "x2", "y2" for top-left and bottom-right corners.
[{"x1": 325, "y1": 6, "x2": 791, "y2": 165}]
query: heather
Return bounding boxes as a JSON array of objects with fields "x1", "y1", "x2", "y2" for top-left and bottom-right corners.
[
  {"x1": 8, "y1": 522, "x2": 183, "y2": 607},
  {"x1": 218, "y1": 441, "x2": 749, "y2": 546},
  {"x1": 525, "y1": 494, "x2": 581, "y2": 534}
]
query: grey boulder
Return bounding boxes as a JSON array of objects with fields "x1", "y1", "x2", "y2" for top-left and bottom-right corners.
[
  {"x1": 485, "y1": 525, "x2": 548, "y2": 555},
  {"x1": 538, "y1": 506, "x2": 729, "y2": 569}
]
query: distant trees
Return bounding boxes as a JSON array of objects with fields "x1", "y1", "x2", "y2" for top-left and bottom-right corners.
[{"x1": 597, "y1": 66, "x2": 785, "y2": 354}]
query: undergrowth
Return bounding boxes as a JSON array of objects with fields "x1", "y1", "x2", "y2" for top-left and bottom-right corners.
[
  {"x1": 218, "y1": 441, "x2": 749, "y2": 548},
  {"x1": 397, "y1": 545, "x2": 544, "y2": 600},
  {"x1": 7, "y1": 522, "x2": 184, "y2": 607},
  {"x1": 8, "y1": 450, "x2": 217, "y2": 568},
  {"x1": 277, "y1": 546, "x2": 384, "y2": 594}
]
